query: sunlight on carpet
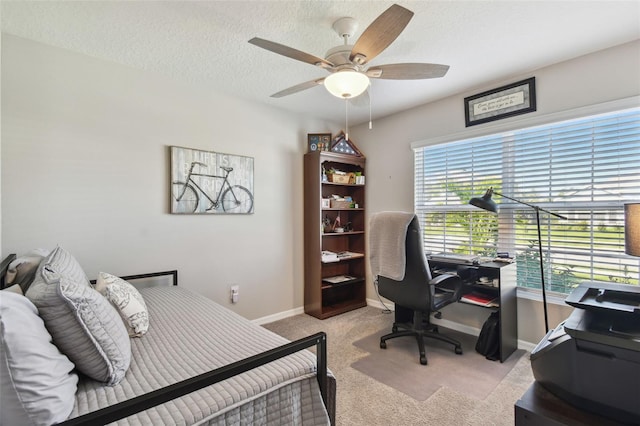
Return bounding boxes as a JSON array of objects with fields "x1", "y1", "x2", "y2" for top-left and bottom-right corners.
[{"x1": 351, "y1": 327, "x2": 524, "y2": 401}]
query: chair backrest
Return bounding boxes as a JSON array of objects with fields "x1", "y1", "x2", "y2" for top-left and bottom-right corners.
[{"x1": 375, "y1": 215, "x2": 435, "y2": 311}]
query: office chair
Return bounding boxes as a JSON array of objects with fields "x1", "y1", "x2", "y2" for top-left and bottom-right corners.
[{"x1": 370, "y1": 212, "x2": 463, "y2": 365}]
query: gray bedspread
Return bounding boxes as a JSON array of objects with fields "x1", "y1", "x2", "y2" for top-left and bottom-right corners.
[{"x1": 70, "y1": 286, "x2": 334, "y2": 425}]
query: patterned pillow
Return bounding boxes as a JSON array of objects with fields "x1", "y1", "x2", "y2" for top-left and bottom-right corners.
[
  {"x1": 26, "y1": 247, "x2": 131, "y2": 385},
  {"x1": 95, "y1": 272, "x2": 149, "y2": 337}
]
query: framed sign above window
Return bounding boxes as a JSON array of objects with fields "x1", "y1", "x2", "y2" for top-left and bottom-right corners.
[{"x1": 464, "y1": 77, "x2": 536, "y2": 127}]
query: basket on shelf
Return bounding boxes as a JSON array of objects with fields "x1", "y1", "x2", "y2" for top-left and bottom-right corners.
[{"x1": 327, "y1": 173, "x2": 352, "y2": 184}]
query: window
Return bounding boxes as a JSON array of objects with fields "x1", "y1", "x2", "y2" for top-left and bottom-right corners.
[{"x1": 414, "y1": 104, "x2": 640, "y2": 295}]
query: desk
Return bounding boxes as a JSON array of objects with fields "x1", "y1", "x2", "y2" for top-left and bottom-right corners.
[
  {"x1": 429, "y1": 258, "x2": 518, "y2": 362},
  {"x1": 515, "y1": 382, "x2": 624, "y2": 426}
]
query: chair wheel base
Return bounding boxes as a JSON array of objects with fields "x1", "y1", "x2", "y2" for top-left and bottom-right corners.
[
  {"x1": 455, "y1": 346, "x2": 463, "y2": 355},
  {"x1": 380, "y1": 341, "x2": 387, "y2": 349},
  {"x1": 420, "y1": 356, "x2": 427, "y2": 365}
]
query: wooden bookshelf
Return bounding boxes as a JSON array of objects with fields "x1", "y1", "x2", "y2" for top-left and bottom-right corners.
[{"x1": 304, "y1": 151, "x2": 366, "y2": 319}]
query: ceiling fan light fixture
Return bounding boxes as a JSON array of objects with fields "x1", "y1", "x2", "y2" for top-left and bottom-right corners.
[{"x1": 324, "y1": 70, "x2": 370, "y2": 99}]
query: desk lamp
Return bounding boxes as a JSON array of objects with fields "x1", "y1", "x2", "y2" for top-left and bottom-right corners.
[{"x1": 469, "y1": 188, "x2": 567, "y2": 333}]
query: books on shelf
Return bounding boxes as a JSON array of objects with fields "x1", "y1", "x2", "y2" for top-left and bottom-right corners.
[
  {"x1": 321, "y1": 251, "x2": 339, "y2": 263},
  {"x1": 323, "y1": 275, "x2": 358, "y2": 284},
  {"x1": 321, "y1": 250, "x2": 364, "y2": 263},
  {"x1": 460, "y1": 292, "x2": 499, "y2": 307},
  {"x1": 336, "y1": 251, "x2": 360, "y2": 259}
]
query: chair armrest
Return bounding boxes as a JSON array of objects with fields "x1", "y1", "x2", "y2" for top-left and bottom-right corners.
[
  {"x1": 429, "y1": 273, "x2": 463, "y2": 299},
  {"x1": 430, "y1": 273, "x2": 458, "y2": 286}
]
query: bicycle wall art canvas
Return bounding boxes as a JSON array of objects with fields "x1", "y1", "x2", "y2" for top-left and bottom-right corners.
[{"x1": 170, "y1": 146, "x2": 254, "y2": 214}]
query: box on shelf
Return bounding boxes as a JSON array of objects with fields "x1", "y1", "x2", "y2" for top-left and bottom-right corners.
[{"x1": 330, "y1": 199, "x2": 352, "y2": 209}]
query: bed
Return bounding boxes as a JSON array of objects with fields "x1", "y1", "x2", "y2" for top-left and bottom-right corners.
[{"x1": 0, "y1": 249, "x2": 335, "y2": 425}]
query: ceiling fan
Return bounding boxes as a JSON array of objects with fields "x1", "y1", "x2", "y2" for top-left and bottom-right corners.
[{"x1": 248, "y1": 4, "x2": 449, "y2": 100}]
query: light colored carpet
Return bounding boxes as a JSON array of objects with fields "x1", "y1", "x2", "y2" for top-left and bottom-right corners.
[
  {"x1": 352, "y1": 327, "x2": 525, "y2": 401},
  {"x1": 262, "y1": 306, "x2": 535, "y2": 426}
]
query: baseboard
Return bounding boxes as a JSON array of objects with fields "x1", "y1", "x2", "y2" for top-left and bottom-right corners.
[
  {"x1": 517, "y1": 340, "x2": 537, "y2": 352},
  {"x1": 366, "y1": 298, "x2": 538, "y2": 352},
  {"x1": 366, "y1": 297, "x2": 394, "y2": 312},
  {"x1": 252, "y1": 306, "x2": 304, "y2": 325},
  {"x1": 255, "y1": 300, "x2": 540, "y2": 351}
]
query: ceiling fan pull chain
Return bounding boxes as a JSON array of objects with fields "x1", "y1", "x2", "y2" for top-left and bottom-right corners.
[
  {"x1": 369, "y1": 87, "x2": 373, "y2": 130},
  {"x1": 345, "y1": 98, "x2": 349, "y2": 140}
]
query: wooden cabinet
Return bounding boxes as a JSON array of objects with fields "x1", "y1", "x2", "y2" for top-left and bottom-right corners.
[
  {"x1": 304, "y1": 151, "x2": 367, "y2": 319},
  {"x1": 429, "y1": 258, "x2": 518, "y2": 362}
]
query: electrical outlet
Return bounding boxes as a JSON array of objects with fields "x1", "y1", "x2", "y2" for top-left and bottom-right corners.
[{"x1": 230, "y1": 285, "x2": 239, "y2": 303}]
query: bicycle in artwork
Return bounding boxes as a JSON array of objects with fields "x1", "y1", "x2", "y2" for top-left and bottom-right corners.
[{"x1": 172, "y1": 161, "x2": 253, "y2": 214}]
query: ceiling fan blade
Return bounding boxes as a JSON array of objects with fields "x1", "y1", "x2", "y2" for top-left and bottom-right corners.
[
  {"x1": 249, "y1": 37, "x2": 334, "y2": 69},
  {"x1": 270, "y1": 78, "x2": 325, "y2": 98},
  {"x1": 349, "y1": 4, "x2": 414, "y2": 66},
  {"x1": 367, "y1": 63, "x2": 450, "y2": 80}
]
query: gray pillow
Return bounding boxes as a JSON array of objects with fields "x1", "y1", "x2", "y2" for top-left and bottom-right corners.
[
  {"x1": 26, "y1": 247, "x2": 131, "y2": 385},
  {"x1": 39, "y1": 245, "x2": 89, "y2": 288},
  {"x1": 0, "y1": 291, "x2": 78, "y2": 425}
]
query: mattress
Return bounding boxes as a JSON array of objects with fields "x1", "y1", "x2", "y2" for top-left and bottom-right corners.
[{"x1": 70, "y1": 286, "x2": 333, "y2": 425}]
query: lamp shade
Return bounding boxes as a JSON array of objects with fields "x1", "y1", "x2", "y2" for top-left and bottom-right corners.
[
  {"x1": 324, "y1": 70, "x2": 369, "y2": 99},
  {"x1": 469, "y1": 188, "x2": 499, "y2": 213},
  {"x1": 625, "y1": 203, "x2": 640, "y2": 257}
]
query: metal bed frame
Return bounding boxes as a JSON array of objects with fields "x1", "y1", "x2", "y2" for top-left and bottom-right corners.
[{"x1": 0, "y1": 254, "x2": 331, "y2": 425}]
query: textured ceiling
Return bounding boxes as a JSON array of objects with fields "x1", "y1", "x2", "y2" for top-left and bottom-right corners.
[{"x1": 2, "y1": 1, "x2": 639, "y2": 125}]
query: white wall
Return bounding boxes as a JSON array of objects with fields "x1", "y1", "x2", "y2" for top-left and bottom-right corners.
[
  {"x1": 1, "y1": 31, "x2": 3, "y2": 257},
  {"x1": 352, "y1": 40, "x2": 640, "y2": 345},
  {"x1": 1, "y1": 34, "x2": 339, "y2": 319}
]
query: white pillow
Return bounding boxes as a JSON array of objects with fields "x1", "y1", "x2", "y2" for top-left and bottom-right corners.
[
  {"x1": 0, "y1": 292, "x2": 78, "y2": 425},
  {"x1": 1, "y1": 284, "x2": 23, "y2": 295},
  {"x1": 95, "y1": 272, "x2": 149, "y2": 337}
]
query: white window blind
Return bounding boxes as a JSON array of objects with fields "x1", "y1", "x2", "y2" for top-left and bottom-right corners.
[{"x1": 414, "y1": 106, "x2": 640, "y2": 294}]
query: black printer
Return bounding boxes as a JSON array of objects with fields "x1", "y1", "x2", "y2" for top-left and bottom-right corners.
[{"x1": 530, "y1": 281, "x2": 640, "y2": 424}]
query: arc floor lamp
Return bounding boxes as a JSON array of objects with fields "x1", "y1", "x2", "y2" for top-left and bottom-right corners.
[{"x1": 469, "y1": 188, "x2": 567, "y2": 333}]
